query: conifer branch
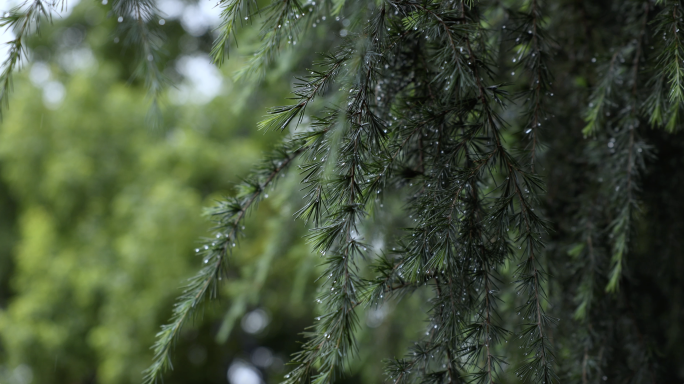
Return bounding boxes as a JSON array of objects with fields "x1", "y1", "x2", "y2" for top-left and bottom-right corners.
[
  {"x1": 457, "y1": 5, "x2": 557, "y2": 382},
  {"x1": 604, "y1": 1, "x2": 650, "y2": 293},
  {"x1": 434, "y1": 276, "x2": 465, "y2": 384},
  {"x1": 236, "y1": 0, "x2": 309, "y2": 80},
  {"x1": 0, "y1": 0, "x2": 60, "y2": 119},
  {"x1": 513, "y1": 0, "x2": 552, "y2": 171},
  {"x1": 143, "y1": 140, "x2": 305, "y2": 384},
  {"x1": 283, "y1": 8, "x2": 389, "y2": 383},
  {"x1": 111, "y1": 0, "x2": 166, "y2": 124},
  {"x1": 566, "y1": 3, "x2": 656, "y2": 382},
  {"x1": 211, "y1": 0, "x2": 259, "y2": 66},
  {"x1": 259, "y1": 50, "x2": 350, "y2": 131},
  {"x1": 646, "y1": 0, "x2": 684, "y2": 131},
  {"x1": 294, "y1": 112, "x2": 337, "y2": 226},
  {"x1": 579, "y1": 1, "x2": 651, "y2": 293},
  {"x1": 383, "y1": 269, "x2": 466, "y2": 383},
  {"x1": 569, "y1": 213, "x2": 602, "y2": 321},
  {"x1": 583, "y1": 52, "x2": 622, "y2": 137}
]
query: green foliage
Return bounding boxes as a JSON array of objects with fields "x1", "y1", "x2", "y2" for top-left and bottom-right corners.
[
  {"x1": 0, "y1": 2, "x2": 309, "y2": 382},
  {"x1": 212, "y1": 0, "x2": 259, "y2": 66},
  {"x1": 2, "y1": 0, "x2": 684, "y2": 384},
  {"x1": 0, "y1": 67, "x2": 266, "y2": 383},
  {"x1": 153, "y1": 0, "x2": 563, "y2": 383}
]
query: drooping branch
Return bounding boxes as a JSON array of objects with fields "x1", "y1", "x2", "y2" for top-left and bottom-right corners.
[
  {"x1": 144, "y1": 139, "x2": 306, "y2": 384},
  {"x1": 0, "y1": 0, "x2": 60, "y2": 118}
]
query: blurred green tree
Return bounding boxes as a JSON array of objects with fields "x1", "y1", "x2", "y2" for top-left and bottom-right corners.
[{"x1": 0, "y1": 1, "x2": 323, "y2": 383}]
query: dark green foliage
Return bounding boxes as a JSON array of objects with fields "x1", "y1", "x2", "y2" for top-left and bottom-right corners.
[
  {"x1": 114, "y1": 0, "x2": 684, "y2": 382},
  {"x1": 4, "y1": 0, "x2": 684, "y2": 383}
]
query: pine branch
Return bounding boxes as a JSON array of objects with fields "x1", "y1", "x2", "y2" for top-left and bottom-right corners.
[
  {"x1": 565, "y1": 3, "x2": 655, "y2": 382},
  {"x1": 381, "y1": 269, "x2": 466, "y2": 383},
  {"x1": 375, "y1": 4, "x2": 522, "y2": 383},
  {"x1": 582, "y1": 52, "x2": 623, "y2": 137},
  {"x1": 283, "y1": 9, "x2": 390, "y2": 383},
  {"x1": 111, "y1": 0, "x2": 166, "y2": 125},
  {"x1": 365, "y1": 253, "x2": 421, "y2": 305},
  {"x1": 646, "y1": 0, "x2": 684, "y2": 131},
  {"x1": 457, "y1": 5, "x2": 557, "y2": 382},
  {"x1": 143, "y1": 139, "x2": 305, "y2": 384},
  {"x1": 0, "y1": 0, "x2": 60, "y2": 119},
  {"x1": 211, "y1": 0, "x2": 259, "y2": 66},
  {"x1": 389, "y1": 0, "x2": 477, "y2": 100},
  {"x1": 259, "y1": 49, "x2": 350, "y2": 131},
  {"x1": 513, "y1": 0, "x2": 553, "y2": 171},
  {"x1": 235, "y1": 0, "x2": 309, "y2": 80},
  {"x1": 580, "y1": 1, "x2": 651, "y2": 293},
  {"x1": 293, "y1": 111, "x2": 338, "y2": 227},
  {"x1": 604, "y1": 2, "x2": 651, "y2": 293},
  {"x1": 568, "y1": 211, "x2": 603, "y2": 321}
]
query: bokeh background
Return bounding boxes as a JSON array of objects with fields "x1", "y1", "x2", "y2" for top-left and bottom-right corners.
[{"x1": 0, "y1": 1, "x2": 427, "y2": 383}]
